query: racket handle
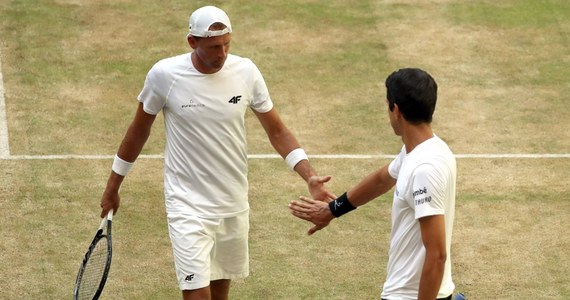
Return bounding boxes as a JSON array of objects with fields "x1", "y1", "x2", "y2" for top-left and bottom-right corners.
[
  {"x1": 98, "y1": 209, "x2": 114, "y2": 230},
  {"x1": 107, "y1": 209, "x2": 114, "y2": 222}
]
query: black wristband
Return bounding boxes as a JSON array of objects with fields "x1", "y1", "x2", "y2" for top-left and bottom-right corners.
[{"x1": 328, "y1": 192, "x2": 356, "y2": 218}]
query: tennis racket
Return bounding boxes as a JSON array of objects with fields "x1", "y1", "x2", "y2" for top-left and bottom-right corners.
[{"x1": 73, "y1": 209, "x2": 114, "y2": 300}]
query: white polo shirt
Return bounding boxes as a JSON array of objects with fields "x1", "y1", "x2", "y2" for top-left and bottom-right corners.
[
  {"x1": 138, "y1": 53, "x2": 273, "y2": 218},
  {"x1": 382, "y1": 135, "x2": 456, "y2": 299}
]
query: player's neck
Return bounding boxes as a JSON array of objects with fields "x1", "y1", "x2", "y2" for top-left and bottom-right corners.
[
  {"x1": 402, "y1": 123, "x2": 433, "y2": 153},
  {"x1": 191, "y1": 52, "x2": 222, "y2": 74}
]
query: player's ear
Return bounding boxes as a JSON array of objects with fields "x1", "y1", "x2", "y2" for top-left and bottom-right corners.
[
  {"x1": 392, "y1": 103, "x2": 402, "y2": 118},
  {"x1": 187, "y1": 34, "x2": 198, "y2": 49}
]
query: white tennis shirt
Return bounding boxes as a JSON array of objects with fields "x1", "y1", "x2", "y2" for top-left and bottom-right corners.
[
  {"x1": 382, "y1": 135, "x2": 456, "y2": 299},
  {"x1": 138, "y1": 53, "x2": 273, "y2": 218}
]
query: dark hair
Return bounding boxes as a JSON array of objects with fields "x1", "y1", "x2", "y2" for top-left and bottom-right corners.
[{"x1": 385, "y1": 68, "x2": 437, "y2": 124}]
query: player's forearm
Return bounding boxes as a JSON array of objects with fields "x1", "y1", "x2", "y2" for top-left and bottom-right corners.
[
  {"x1": 269, "y1": 129, "x2": 301, "y2": 159},
  {"x1": 105, "y1": 171, "x2": 125, "y2": 192},
  {"x1": 108, "y1": 125, "x2": 150, "y2": 183},
  {"x1": 116, "y1": 123, "x2": 152, "y2": 162},
  {"x1": 346, "y1": 164, "x2": 395, "y2": 207},
  {"x1": 114, "y1": 102, "x2": 156, "y2": 164},
  {"x1": 417, "y1": 250, "x2": 446, "y2": 300},
  {"x1": 267, "y1": 129, "x2": 315, "y2": 180},
  {"x1": 292, "y1": 159, "x2": 316, "y2": 182}
]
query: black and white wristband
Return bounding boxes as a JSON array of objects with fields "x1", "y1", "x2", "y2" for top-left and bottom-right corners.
[{"x1": 328, "y1": 192, "x2": 356, "y2": 218}]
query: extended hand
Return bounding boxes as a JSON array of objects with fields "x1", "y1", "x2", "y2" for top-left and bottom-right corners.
[
  {"x1": 308, "y1": 175, "x2": 336, "y2": 201},
  {"x1": 289, "y1": 196, "x2": 334, "y2": 235}
]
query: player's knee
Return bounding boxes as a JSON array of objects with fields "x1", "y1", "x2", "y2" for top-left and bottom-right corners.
[
  {"x1": 182, "y1": 286, "x2": 210, "y2": 300},
  {"x1": 210, "y1": 279, "x2": 231, "y2": 300}
]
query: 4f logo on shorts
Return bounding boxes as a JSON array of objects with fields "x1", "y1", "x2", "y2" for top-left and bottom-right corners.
[
  {"x1": 185, "y1": 274, "x2": 195, "y2": 282},
  {"x1": 228, "y1": 95, "x2": 242, "y2": 104}
]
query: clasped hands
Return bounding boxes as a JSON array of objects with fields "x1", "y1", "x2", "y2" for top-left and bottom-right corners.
[{"x1": 289, "y1": 175, "x2": 337, "y2": 235}]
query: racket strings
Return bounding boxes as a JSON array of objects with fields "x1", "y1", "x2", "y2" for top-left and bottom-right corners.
[{"x1": 77, "y1": 237, "x2": 109, "y2": 299}]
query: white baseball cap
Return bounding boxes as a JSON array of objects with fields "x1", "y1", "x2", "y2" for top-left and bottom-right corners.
[{"x1": 189, "y1": 6, "x2": 232, "y2": 37}]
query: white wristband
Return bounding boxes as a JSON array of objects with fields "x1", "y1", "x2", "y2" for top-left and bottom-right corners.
[
  {"x1": 285, "y1": 148, "x2": 308, "y2": 171},
  {"x1": 112, "y1": 154, "x2": 134, "y2": 176}
]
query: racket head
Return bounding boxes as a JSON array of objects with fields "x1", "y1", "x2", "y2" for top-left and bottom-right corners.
[{"x1": 73, "y1": 211, "x2": 113, "y2": 300}]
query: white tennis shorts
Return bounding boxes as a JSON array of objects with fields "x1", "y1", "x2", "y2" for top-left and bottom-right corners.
[{"x1": 167, "y1": 211, "x2": 250, "y2": 290}]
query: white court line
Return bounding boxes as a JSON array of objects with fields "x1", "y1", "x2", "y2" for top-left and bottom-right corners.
[
  {"x1": 0, "y1": 52, "x2": 10, "y2": 158},
  {"x1": 3, "y1": 153, "x2": 570, "y2": 160},
  {"x1": 0, "y1": 51, "x2": 568, "y2": 162}
]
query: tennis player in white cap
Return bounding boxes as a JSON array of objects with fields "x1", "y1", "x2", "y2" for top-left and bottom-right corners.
[{"x1": 99, "y1": 5, "x2": 335, "y2": 300}]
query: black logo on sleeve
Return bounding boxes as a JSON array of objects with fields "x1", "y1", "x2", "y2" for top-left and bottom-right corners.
[
  {"x1": 228, "y1": 95, "x2": 242, "y2": 104},
  {"x1": 413, "y1": 187, "x2": 432, "y2": 206}
]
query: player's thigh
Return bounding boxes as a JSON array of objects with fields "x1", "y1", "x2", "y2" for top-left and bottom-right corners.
[
  {"x1": 168, "y1": 213, "x2": 218, "y2": 290},
  {"x1": 211, "y1": 212, "x2": 250, "y2": 279}
]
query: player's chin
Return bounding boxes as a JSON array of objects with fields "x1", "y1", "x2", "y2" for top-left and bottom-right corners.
[{"x1": 209, "y1": 59, "x2": 226, "y2": 70}]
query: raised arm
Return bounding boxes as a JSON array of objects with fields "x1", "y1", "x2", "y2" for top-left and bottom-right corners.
[
  {"x1": 100, "y1": 102, "x2": 156, "y2": 217},
  {"x1": 289, "y1": 164, "x2": 396, "y2": 235},
  {"x1": 345, "y1": 164, "x2": 396, "y2": 206}
]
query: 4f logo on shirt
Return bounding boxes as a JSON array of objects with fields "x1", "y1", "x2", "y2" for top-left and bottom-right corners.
[{"x1": 228, "y1": 95, "x2": 242, "y2": 104}]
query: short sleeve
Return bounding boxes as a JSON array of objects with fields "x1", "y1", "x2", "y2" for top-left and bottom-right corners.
[
  {"x1": 137, "y1": 63, "x2": 168, "y2": 115},
  {"x1": 248, "y1": 63, "x2": 273, "y2": 113},
  {"x1": 411, "y1": 163, "x2": 446, "y2": 219},
  {"x1": 388, "y1": 146, "x2": 406, "y2": 179}
]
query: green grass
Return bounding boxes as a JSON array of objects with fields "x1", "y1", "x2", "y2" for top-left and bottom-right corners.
[
  {"x1": 447, "y1": 0, "x2": 570, "y2": 87},
  {"x1": 1, "y1": 0, "x2": 570, "y2": 299},
  {"x1": 447, "y1": 0, "x2": 570, "y2": 28}
]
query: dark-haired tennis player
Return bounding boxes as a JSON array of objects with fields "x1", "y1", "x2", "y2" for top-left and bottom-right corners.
[{"x1": 289, "y1": 68, "x2": 457, "y2": 300}]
